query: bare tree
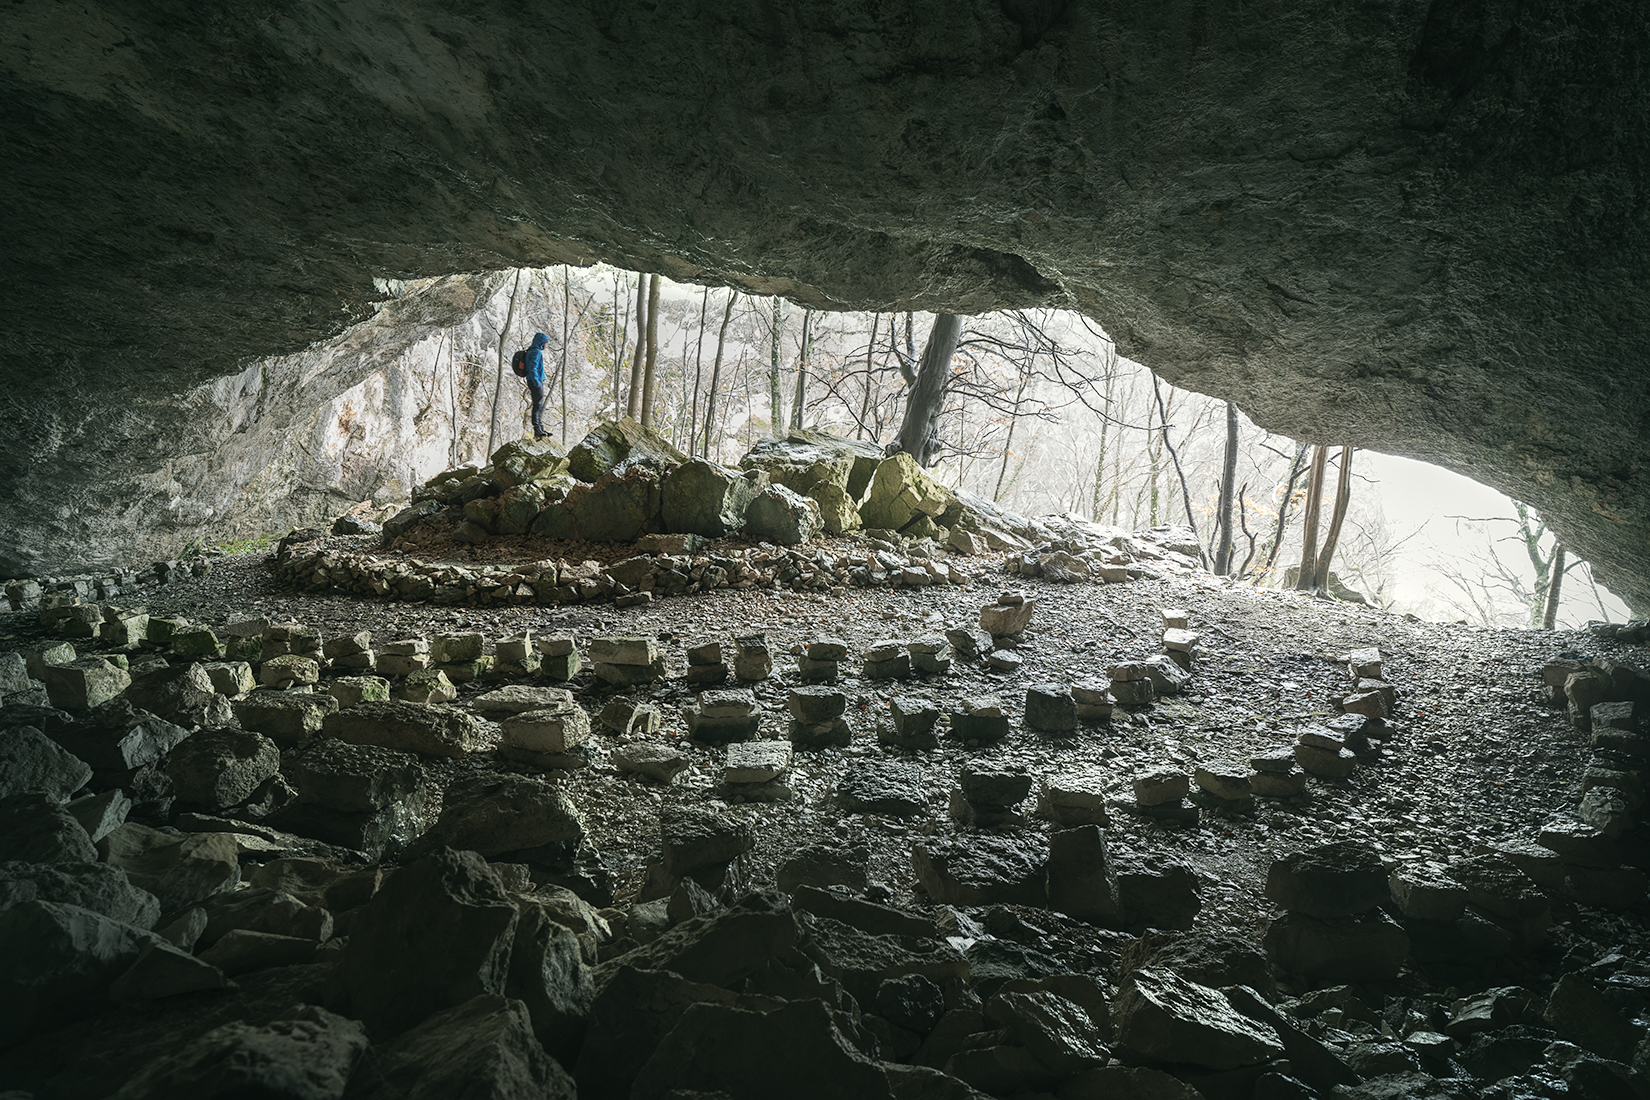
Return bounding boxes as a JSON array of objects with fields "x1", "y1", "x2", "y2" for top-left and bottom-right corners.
[
  {"x1": 487, "y1": 268, "x2": 525, "y2": 457},
  {"x1": 625, "y1": 273, "x2": 647, "y2": 419},
  {"x1": 1310, "y1": 446, "x2": 1355, "y2": 591},
  {"x1": 894, "y1": 314, "x2": 962, "y2": 464},
  {"x1": 640, "y1": 273, "x2": 661, "y2": 426},
  {"x1": 769, "y1": 297, "x2": 786, "y2": 432},
  {"x1": 1543, "y1": 544, "x2": 1567, "y2": 629},
  {"x1": 1212, "y1": 400, "x2": 1238, "y2": 573},
  {"x1": 1294, "y1": 444, "x2": 1330, "y2": 589},
  {"x1": 702, "y1": 291, "x2": 736, "y2": 459}
]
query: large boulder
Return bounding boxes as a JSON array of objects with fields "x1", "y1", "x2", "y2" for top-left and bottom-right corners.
[
  {"x1": 788, "y1": 429, "x2": 885, "y2": 499},
  {"x1": 341, "y1": 848, "x2": 521, "y2": 1037},
  {"x1": 808, "y1": 481, "x2": 863, "y2": 536},
  {"x1": 739, "y1": 437, "x2": 856, "y2": 495},
  {"x1": 535, "y1": 463, "x2": 664, "y2": 542},
  {"x1": 350, "y1": 995, "x2": 576, "y2": 1099},
  {"x1": 275, "y1": 739, "x2": 433, "y2": 858},
  {"x1": 567, "y1": 417, "x2": 688, "y2": 483},
  {"x1": 1112, "y1": 967, "x2": 1285, "y2": 1071},
  {"x1": 912, "y1": 835, "x2": 1047, "y2": 908},
  {"x1": 491, "y1": 437, "x2": 570, "y2": 488},
  {"x1": 0, "y1": 859, "x2": 161, "y2": 929},
  {"x1": 661, "y1": 459, "x2": 767, "y2": 536},
  {"x1": 108, "y1": 1005, "x2": 369, "y2": 1100},
  {"x1": 418, "y1": 775, "x2": 586, "y2": 860},
  {"x1": 742, "y1": 483, "x2": 821, "y2": 545},
  {"x1": 0, "y1": 793, "x2": 98, "y2": 864},
  {"x1": 322, "y1": 701, "x2": 485, "y2": 758},
  {"x1": 860, "y1": 451, "x2": 954, "y2": 533},
  {"x1": 165, "y1": 727, "x2": 281, "y2": 810},
  {"x1": 99, "y1": 823, "x2": 241, "y2": 913},
  {"x1": 0, "y1": 900, "x2": 157, "y2": 1041},
  {"x1": 0, "y1": 725, "x2": 92, "y2": 802}
]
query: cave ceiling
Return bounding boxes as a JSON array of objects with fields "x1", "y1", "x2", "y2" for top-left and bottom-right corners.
[{"x1": 1, "y1": 0, "x2": 1646, "y2": 610}]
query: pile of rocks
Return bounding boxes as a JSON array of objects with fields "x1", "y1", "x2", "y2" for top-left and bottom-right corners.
[
  {"x1": 587, "y1": 636, "x2": 664, "y2": 688},
  {"x1": 732, "y1": 633, "x2": 773, "y2": 680},
  {"x1": 682, "y1": 688, "x2": 763, "y2": 745},
  {"x1": 878, "y1": 696, "x2": 941, "y2": 750},
  {"x1": 720, "y1": 740, "x2": 794, "y2": 803},
  {"x1": 796, "y1": 635, "x2": 847, "y2": 682},
  {"x1": 786, "y1": 686, "x2": 851, "y2": 748},
  {"x1": 683, "y1": 639, "x2": 728, "y2": 684},
  {"x1": 1024, "y1": 683, "x2": 1077, "y2": 733},
  {"x1": 947, "y1": 696, "x2": 1011, "y2": 746},
  {"x1": 1263, "y1": 840, "x2": 1410, "y2": 985},
  {"x1": 949, "y1": 766, "x2": 1033, "y2": 827},
  {"x1": 1128, "y1": 767, "x2": 1199, "y2": 825}
]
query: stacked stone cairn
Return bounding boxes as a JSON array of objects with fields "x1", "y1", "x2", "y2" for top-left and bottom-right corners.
[
  {"x1": 1129, "y1": 766, "x2": 1198, "y2": 825},
  {"x1": 863, "y1": 638, "x2": 910, "y2": 681},
  {"x1": 947, "y1": 696, "x2": 1011, "y2": 745},
  {"x1": 879, "y1": 696, "x2": 941, "y2": 750},
  {"x1": 588, "y1": 636, "x2": 664, "y2": 688},
  {"x1": 979, "y1": 590, "x2": 1035, "y2": 670},
  {"x1": 470, "y1": 685, "x2": 593, "y2": 769},
  {"x1": 322, "y1": 628, "x2": 375, "y2": 673},
  {"x1": 492, "y1": 631, "x2": 539, "y2": 677},
  {"x1": 598, "y1": 697, "x2": 662, "y2": 740},
  {"x1": 1248, "y1": 746, "x2": 1308, "y2": 799},
  {"x1": 732, "y1": 633, "x2": 773, "y2": 680},
  {"x1": 1339, "y1": 645, "x2": 1397, "y2": 720},
  {"x1": 1109, "y1": 660, "x2": 1157, "y2": 708},
  {"x1": 534, "y1": 634, "x2": 580, "y2": 680},
  {"x1": 1072, "y1": 680, "x2": 1114, "y2": 722},
  {"x1": 685, "y1": 639, "x2": 728, "y2": 684},
  {"x1": 908, "y1": 634, "x2": 953, "y2": 675},
  {"x1": 1192, "y1": 761, "x2": 1253, "y2": 814},
  {"x1": 683, "y1": 688, "x2": 762, "y2": 744},
  {"x1": 787, "y1": 686, "x2": 852, "y2": 748},
  {"x1": 376, "y1": 638, "x2": 429, "y2": 676},
  {"x1": 1035, "y1": 773, "x2": 1110, "y2": 827},
  {"x1": 397, "y1": 666, "x2": 457, "y2": 704},
  {"x1": 720, "y1": 739, "x2": 794, "y2": 802},
  {"x1": 1263, "y1": 840, "x2": 1411, "y2": 985},
  {"x1": 950, "y1": 766, "x2": 1033, "y2": 827},
  {"x1": 1161, "y1": 607, "x2": 1199, "y2": 671},
  {"x1": 797, "y1": 635, "x2": 847, "y2": 682}
]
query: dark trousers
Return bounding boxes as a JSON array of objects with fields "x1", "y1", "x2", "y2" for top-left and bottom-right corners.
[{"x1": 526, "y1": 378, "x2": 547, "y2": 437}]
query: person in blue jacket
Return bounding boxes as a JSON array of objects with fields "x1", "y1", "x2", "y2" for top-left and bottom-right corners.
[{"x1": 525, "y1": 331, "x2": 550, "y2": 439}]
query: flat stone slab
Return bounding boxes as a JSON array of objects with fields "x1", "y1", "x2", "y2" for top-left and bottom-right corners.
[
  {"x1": 725, "y1": 740, "x2": 792, "y2": 784},
  {"x1": 612, "y1": 742, "x2": 691, "y2": 785},
  {"x1": 836, "y1": 760, "x2": 927, "y2": 816},
  {"x1": 468, "y1": 685, "x2": 575, "y2": 718}
]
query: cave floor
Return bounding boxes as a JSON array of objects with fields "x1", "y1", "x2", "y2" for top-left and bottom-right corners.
[{"x1": 9, "y1": 539, "x2": 1646, "y2": 994}]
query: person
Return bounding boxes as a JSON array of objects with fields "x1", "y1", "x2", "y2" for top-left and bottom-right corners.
[{"x1": 525, "y1": 331, "x2": 551, "y2": 439}]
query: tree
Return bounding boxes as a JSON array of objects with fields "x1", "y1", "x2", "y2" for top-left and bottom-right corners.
[
  {"x1": 769, "y1": 297, "x2": 786, "y2": 432},
  {"x1": 1543, "y1": 544, "x2": 1567, "y2": 629},
  {"x1": 1294, "y1": 444, "x2": 1330, "y2": 589},
  {"x1": 894, "y1": 313, "x2": 961, "y2": 465},
  {"x1": 487, "y1": 267, "x2": 525, "y2": 457},
  {"x1": 1310, "y1": 446, "x2": 1355, "y2": 591},
  {"x1": 1212, "y1": 401, "x2": 1238, "y2": 574},
  {"x1": 639, "y1": 273, "x2": 661, "y2": 426},
  {"x1": 702, "y1": 291, "x2": 736, "y2": 459},
  {"x1": 791, "y1": 307, "x2": 814, "y2": 430},
  {"x1": 1431, "y1": 503, "x2": 1579, "y2": 627},
  {"x1": 625, "y1": 272, "x2": 647, "y2": 419}
]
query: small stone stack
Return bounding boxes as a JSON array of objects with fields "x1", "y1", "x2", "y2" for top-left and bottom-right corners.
[
  {"x1": 218, "y1": 617, "x2": 265, "y2": 660},
  {"x1": 493, "y1": 632, "x2": 540, "y2": 677},
  {"x1": 1294, "y1": 720, "x2": 1360, "y2": 779},
  {"x1": 948, "y1": 696, "x2": 1010, "y2": 745},
  {"x1": 99, "y1": 607, "x2": 150, "y2": 649},
  {"x1": 651, "y1": 804, "x2": 754, "y2": 897},
  {"x1": 879, "y1": 696, "x2": 940, "y2": 750},
  {"x1": 1072, "y1": 681, "x2": 1114, "y2": 722},
  {"x1": 397, "y1": 668, "x2": 457, "y2": 703},
  {"x1": 1108, "y1": 661, "x2": 1156, "y2": 708},
  {"x1": 950, "y1": 766, "x2": 1032, "y2": 827},
  {"x1": 683, "y1": 688, "x2": 762, "y2": 744},
  {"x1": 979, "y1": 590, "x2": 1035, "y2": 640},
  {"x1": 1036, "y1": 774, "x2": 1109, "y2": 827},
  {"x1": 945, "y1": 627, "x2": 991, "y2": 663},
  {"x1": 1025, "y1": 683, "x2": 1077, "y2": 734},
  {"x1": 1192, "y1": 763, "x2": 1253, "y2": 813},
  {"x1": 498, "y1": 690, "x2": 593, "y2": 769},
  {"x1": 1130, "y1": 767, "x2": 1197, "y2": 824},
  {"x1": 1248, "y1": 747, "x2": 1307, "y2": 798},
  {"x1": 377, "y1": 638, "x2": 430, "y2": 676},
  {"x1": 1339, "y1": 646, "x2": 1396, "y2": 720},
  {"x1": 265, "y1": 622, "x2": 324, "y2": 663},
  {"x1": 324, "y1": 630, "x2": 375, "y2": 673},
  {"x1": 534, "y1": 635, "x2": 580, "y2": 680},
  {"x1": 433, "y1": 631, "x2": 492, "y2": 683},
  {"x1": 721, "y1": 740, "x2": 794, "y2": 802},
  {"x1": 1263, "y1": 840, "x2": 1410, "y2": 985},
  {"x1": 599, "y1": 697, "x2": 662, "y2": 739},
  {"x1": 907, "y1": 634, "x2": 952, "y2": 675},
  {"x1": 863, "y1": 639, "x2": 910, "y2": 681},
  {"x1": 328, "y1": 675, "x2": 390, "y2": 706},
  {"x1": 1161, "y1": 609, "x2": 1199, "y2": 671},
  {"x1": 798, "y1": 636, "x2": 847, "y2": 683},
  {"x1": 733, "y1": 633, "x2": 772, "y2": 681},
  {"x1": 685, "y1": 640, "x2": 728, "y2": 685},
  {"x1": 589, "y1": 636, "x2": 665, "y2": 687},
  {"x1": 169, "y1": 625, "x2": 222, "y2": 659},
  {"x1": 787, "y1": 686, "x2": 851, "y2": 748}
]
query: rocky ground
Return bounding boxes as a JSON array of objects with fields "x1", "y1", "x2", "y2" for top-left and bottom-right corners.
[{"x1": 2, "y1": 530, "x2": 1647, "y2": 1100}]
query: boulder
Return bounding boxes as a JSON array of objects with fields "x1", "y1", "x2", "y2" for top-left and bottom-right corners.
[
  {"x1": 1114, "y1": 854, "x2": 1203, "y2": 933},
  {"x1": 348, "y1": 993, "x2": 576, "y2": 1099},
  {"x1": 40, "y1": 706, "x2": 189, "y2": 773},
  {"x1": 912, "y1": 835, "x2": 1046, "y2": 907},
  {"x1": 0, "y1": 793, "x2": 97, "y2": 864},
  {"x1": 836, "y1": 760, "x2": 927, "y2": 816},
  {"x1": 547, "y1": 463, "x2": 665, "y2": 542},
  {"x1": 342, "y1": 849, "x2": 521, "y2": 1037},
  {"x1": 322, "y1": 701, "x2": 485, "y2": 758},
  {"x1": 166, "y1": 727, "x2": 281, "y2": 810},
  {"x1": 861, "y1": 452, "x2": 953, "y2": 532},
  {"x1": 568, "y1": 417, "x2": 688, "y2": 483},
  {"x1": 420, "y1": 775, "x2": 585, "y2": 860},
  {"x1": 108, "y1": 1005, "x2": 368, "y2": 1100},
  {"x1": 0, "y1": 859, "x2": 160, "y2": 928},
  {"x1": 611, "y1": 742, "x2": 692, "y2": 785},
  {"x1": 800, "y1": 914, "x2": 969, "y2": 1010},
  {"x1": 1262, "y1": 909, "x2": 1410, "y2": 985},
  {"x1": 505, "y1": 902, "x2": 593, "y2": 1064},
  {"x1": 0, "y1": 900, "x2": 155, "y2": 1040},
  {"x1": 991, "y1": 988, "x2": 1110, "y2": 1074},
  {"x1": 107, "y1": 938, "x2": 231, "y2": 1001},
  {"x1": 232, "y1": 691, "x2": 339, "y2": 746},
  {"x1": 661, "y1": 458, "x2": 767, "y2": 536},
  {"x1": 744, "y1": 483, "x2": 822, "y2": 545},
  {"x1": 661, "y1": 804, "x2": 754, "y2": 878},
  {"x1": 1112, "y1": 967, "x2": 1285, "y2": 1071},
  {"x1": 99, "y1": 823, "x2": 241, "y2": 913},
  {"x1": 470, "y1": 684, "x2": 576, "y2": 718},
  {"x1": 40, "y1": 657, "x2": 131, "y2": 711},
  {"x1": 1047, "y1": 825, "x2": 1124, "y2": 927},
  {"x1": 739, "y1": 436, "x2": 856, "y2": 494},
  {"x1": 1121, "y1": 930, "x2": 1277, "y2": 1001},
  {"x1": 276, "y1": 739, "x2": 431, "y2": 858},
  {"x1": 1265, "y1": 840, "x2": 1389, "y2": 917},
  {"x1": 597, "y1": 889, "x2": 800, "y2": 991},
  {"x1": 0, "y1": 725, "x2": 93, "y2": 802},
  {"x1": 574, "y1": 965, "x2": 743, "y2": 1099},
  {"x1": 808, "y1": 481, "x2": 862, "y2": 535}
]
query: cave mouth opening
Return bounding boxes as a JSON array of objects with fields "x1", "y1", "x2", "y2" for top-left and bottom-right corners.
[{"x1": 151, "y1": 263, "x2": 1627, "y2": 630}]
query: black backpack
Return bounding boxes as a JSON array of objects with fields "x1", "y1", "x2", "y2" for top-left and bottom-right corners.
[{"x1": 511, "y1": 348, "x2": 530, "y2": 378}]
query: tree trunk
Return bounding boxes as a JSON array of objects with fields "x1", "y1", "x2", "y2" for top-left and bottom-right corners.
[
  {"x1": 769, "y1": 296, "x2": 786, "y2": 433},
  {"x1": 1258, "y1": 441, "x2": 1311, "y2": 580},
  {"x1": 689, "y1": 285, "x2": 708, "y2": 454},
  {"x1": 1212, "y1": 400, "x2": 1239, "y2": 574},
  {"x1": 1543, "y1": 543, "x2": 1567, "y2": 629},
  {"x1": 895, "y1": 313, "x2": 961, "y2": 466},
  {"x1": 625, "y1": 273, "x2": 647, "y2": 419},
  {"x1": 703, "y1": 292, "x2": 735, "y2": 459},
  {"x1": 857, "y1": 313, "x2": 878, "y2": 440},
  {"x1": 1295, "y1": 444, "x2": 1330, "y2": 589},
  {"x1": 1311, "y1": 446, "x2": 1354, "y2": 591},
  {"x1": 790, "y1": 307, "x2": 813, "y2": 430},
  {"x1": 640, "y1": 273, "x2": 661, "y2": 426},
  {"x1": 1150, "y1": 374, "x2": 1204, "y2": 560},
  {"x1": 487, "y1": 267, "x2": 525, "y2": 458}
]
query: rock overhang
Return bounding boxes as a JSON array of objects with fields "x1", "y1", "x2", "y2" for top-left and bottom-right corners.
[{"x1": 0, "y1": 0, "x2": 1645, "y2": 609}]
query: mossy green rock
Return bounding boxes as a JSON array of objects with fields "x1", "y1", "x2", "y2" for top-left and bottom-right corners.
[
  {"x1": 662, "y1": 459, "x2": 766, "y2": 537},
  {"x1": 860, "y1": 452, "x2": 953, "y2": 533},
  {"x1": 739, "y1": 438, "x2": 854, "y2": 495},
  {"x1": 491, "y1": 438, "x2": 570, "y2": 489},
  {"x1": 568, "y1": 417, "x2": 687, "y2": 483},
  {"x1": 786, "y1": 429, "x2": 884, "y2": 499},
  {"x1": 571, "y1": 466, "x2": 664, "y2": 542},
  {"x1": 807, "y1": 481, "x2": 862, "y2": 536},
  {"x1": 494, "y1": 483, "x2": 547, "y2": 536}
]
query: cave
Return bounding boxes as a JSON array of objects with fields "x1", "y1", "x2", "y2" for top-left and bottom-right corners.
[
  {"x1": 1, "y1": 0, "x2": 1647, "y2": 610},
  {"x1": 4, "y1": 4, "x2": 1650, "y2": 1098}
]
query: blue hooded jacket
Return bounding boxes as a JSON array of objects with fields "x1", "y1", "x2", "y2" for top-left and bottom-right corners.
[{"x1": 526, "y1": 332, "x2": 550, "y2": 386}]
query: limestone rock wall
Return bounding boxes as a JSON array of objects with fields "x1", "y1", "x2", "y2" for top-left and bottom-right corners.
[{"x1": 0, "y1": 0, "x2": 1646, "y2": 608}]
